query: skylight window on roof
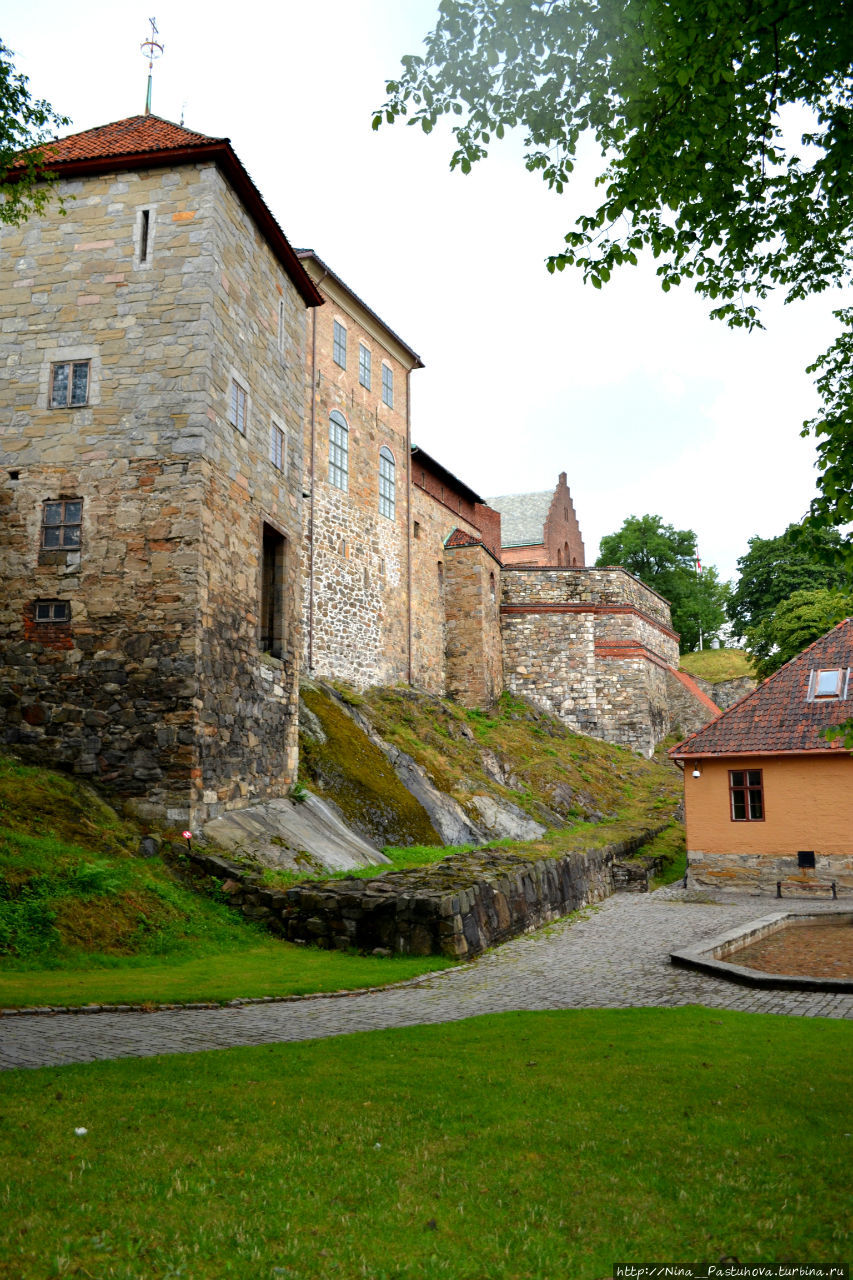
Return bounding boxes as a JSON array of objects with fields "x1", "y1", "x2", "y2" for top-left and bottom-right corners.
[{"x1": 807, "y1": 668, "x2": 849, "y2": 700}]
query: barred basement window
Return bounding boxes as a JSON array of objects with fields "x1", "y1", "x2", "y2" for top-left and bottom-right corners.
[
  {"x1": 35, "y1": 600, "x2": 71, "y2": 623},
  {"x1": 270, "y1": 422, "x2": 285, "y2": 471},
  {"x1": 359, "y1": 343, "x2": 371, "y2": 390},
  {"x1": 729, "y1": 769, "x2": 764, "y2": 822},
  {"x1": 42, "y1": 499, "x2": 82, "y2": 549},
  {"x1": 382, "y1": 363, "x2": 394, "y2": 408},
  {"x1": 229, "y1": 378, "x2": 248, "y2": 434},
  {"x1": 50, "y1": 361, "x2": 90, "y2": 408},
  {"x1": 329, "y1": 410, "x2": 348, "y2": 491},
  {"x1": 333, "y1": 320, "x2": 347, "y2": 369},
  {"x1": 378, "y1": 446, "x2": 395, "y2": 519}
]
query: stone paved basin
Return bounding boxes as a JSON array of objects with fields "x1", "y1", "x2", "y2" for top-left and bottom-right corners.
[{"x1": 670, "y1": 910, "x2": 853, "y2": 993}]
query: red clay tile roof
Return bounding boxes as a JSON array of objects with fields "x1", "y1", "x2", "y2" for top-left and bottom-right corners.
[
  {"x1": 16, "y1": 115, "x2": 221, "y2": 166},
  {"x1": 445, "y1": 528, "x2": 484, "y2": 548},
  {"x1": 10, "y1": 115, "x2": 322, "y2": 308},
  {"x1": 671, "y1": 619, "x2": 853, "y2": 757}
]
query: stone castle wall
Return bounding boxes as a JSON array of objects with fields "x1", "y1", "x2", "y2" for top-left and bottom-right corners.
[
  {"x1": 444, "y1": 540, "x2": 503, "y2": 707},
  {"x1": 0, "y1": 162, "x2": 307, "y2": 824},
  {"x1": 300, "y1": 267, "x2": 412, "y2": 689},
  {"x1": 501, "y1": 567, "x2": 679, "y2": 753}
]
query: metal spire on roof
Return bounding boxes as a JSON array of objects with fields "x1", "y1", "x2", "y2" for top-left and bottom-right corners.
[{"x1": 140, "y1": 18, "x2": 164, "y2": 116}]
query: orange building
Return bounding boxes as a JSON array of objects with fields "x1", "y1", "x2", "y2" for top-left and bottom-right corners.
[{"x1": 671, "y1": 619, "x2": 853, "y2": 896}]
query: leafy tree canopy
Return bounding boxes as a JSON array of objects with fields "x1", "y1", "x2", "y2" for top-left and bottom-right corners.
[
  {"x1": 727, "y1": 522, "x2": 850, "y2": 641},
  {"x1": 378, "y1": 1, "x2": 853, "y2": 540},
  {"x1": 595, "y1": 514, "x2": 727, "y2": 652},
  {"x1": 745, "y1": 588, "x2": 852, "y2": 680},
  {"x1": 0, "y1": 39, "x2": 68, "y2": 225}
]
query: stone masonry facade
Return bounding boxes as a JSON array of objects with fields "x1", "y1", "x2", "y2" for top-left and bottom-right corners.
[
  {"x1": 0, "y1": 122, "x2": 317, "y2": 826},
  {"x1": 0, "y1": 114, "x2": 714, "y2": 829}
]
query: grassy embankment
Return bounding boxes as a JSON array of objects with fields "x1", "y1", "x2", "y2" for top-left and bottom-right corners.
[
  {"x1": 680, "y1": 648, "x2": 755, "y2": 683},
  {"x1": 2, "y1": 1007, "x2": 850, "y2": 1279},
  {"x1": 1, "y1": 686, "x2": 686, "y2": 1007},
  {"x1": 0, "y1": 755, "x2": 452, "y2": 1009}
]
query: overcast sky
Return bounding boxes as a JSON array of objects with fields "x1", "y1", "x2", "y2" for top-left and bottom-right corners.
[{"x1": 4, "y1": 0, "x2": 844, "y2": 581}]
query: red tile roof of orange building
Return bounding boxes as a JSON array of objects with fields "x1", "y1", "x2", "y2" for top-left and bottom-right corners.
[
  {"x1": 12, "y1": 115, "x2": 322, "y2": 307},
  {"x1": 671, "y1": 619, "x2": 853, "y2": 757}
]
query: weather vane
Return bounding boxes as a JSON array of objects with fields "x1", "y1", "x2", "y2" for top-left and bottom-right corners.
[{"x1": 140, "y1": 18, "x2": 164, "y2": 117}]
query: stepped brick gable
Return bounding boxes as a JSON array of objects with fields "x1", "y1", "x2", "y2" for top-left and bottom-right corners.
[
  {"x1": 672, "y1": 619, "x2": 853, "y2": 894},
  {"x1": 0, "y1": 115, "x2": 319, "y2": 825},
  {"x1": 488, "y1": 472, "x2": 585, "y2": 567}
]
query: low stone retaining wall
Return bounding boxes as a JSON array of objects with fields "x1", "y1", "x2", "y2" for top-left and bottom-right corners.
[{"x1": 187, "y1": 827, "x2": 665, "y2": 960}]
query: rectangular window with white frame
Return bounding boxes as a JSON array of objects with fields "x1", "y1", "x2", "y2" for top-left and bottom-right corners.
[
  {"x1": 359, "y1": 343, "x2": 372, "y2": 390},
  {"x1": 333, "y1": 320, "x2": 347, "y2": 369},
  {"x1": 270, "y1": 422, "x2": 285, "y2": 471},
  {"x1": 382, "y1": 363, "x2": 394, "y2": 408},
  {"x1": 228, "y1": 377, "x2": 248, "y2": 434}
]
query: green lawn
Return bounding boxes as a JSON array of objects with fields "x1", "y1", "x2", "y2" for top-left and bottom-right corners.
[
  {"x1": 2, "y1": 1007, "x2": 849, "y2": 1279},
  {"x1": 0, "y1": 941, "x2": 453, "y2": 1009}
]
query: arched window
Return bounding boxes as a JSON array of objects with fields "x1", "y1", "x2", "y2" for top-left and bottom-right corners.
[
  {"x1": 557, "y1": 548, "x2": 563, "y2": 566},
  {"x1": 489, "y1": 572, "x2": 496, "y2": 604},
  {"x1": 379, "y1": 446, "x2": 395, "y2": 519},
  {"x1": 329, "y1": 410, "x2": 348, "y2": 492}
]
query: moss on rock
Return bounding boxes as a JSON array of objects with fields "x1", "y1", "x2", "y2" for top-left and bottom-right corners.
[{"x1": 298, "y1": 684, "x2": 441, "y2": 848}]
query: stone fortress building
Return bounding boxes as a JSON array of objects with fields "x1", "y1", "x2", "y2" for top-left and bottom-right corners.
[{"x1": 0, "y1": 114, "x2": 715, "y2": 827}]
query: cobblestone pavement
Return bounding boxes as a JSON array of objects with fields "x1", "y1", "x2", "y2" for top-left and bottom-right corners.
[{"x1": 2, "y1": 888, "x2": 851, "y2": 1071}]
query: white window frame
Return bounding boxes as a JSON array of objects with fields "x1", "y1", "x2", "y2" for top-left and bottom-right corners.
[
  {"x1": 329, "y1": 410, "x2": 349, "y2": 492},
  {"x1": 381, "y1": 363, "x2": 394, "y2": 409},
  {"x1": 228, "y1": 373, "x2": 250, "y2": 435}
]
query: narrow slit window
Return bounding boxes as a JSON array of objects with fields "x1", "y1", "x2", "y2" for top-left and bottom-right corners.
[
  {"x1": 139, "y1": 209, "x2": 150, "y2": 263},
  {"x1": 329, "y1": 410, "x2": 348, "y2": 491},
  {"x1": 379, "y1": 446, "x2": 395, "y2": 519},
  {"x1": 277, "y1": 299, "x2": 286, "y2": 357},
  {"x1": 260, "y1": 524, "x2": 286, "y2": 659}
]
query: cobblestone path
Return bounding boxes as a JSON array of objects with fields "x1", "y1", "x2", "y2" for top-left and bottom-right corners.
[{"x1": 3, "y1": 888, "x2": 851, "y2": 1070}]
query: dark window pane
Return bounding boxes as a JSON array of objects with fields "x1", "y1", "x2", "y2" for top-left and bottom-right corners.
[
  {"x1": 62, "y1": 525, "x2": 81, "y2": 547},
  {"x1": 42, "y1": 526, "x2": 61, "y2": 547},
  {"x1": 36, "y1": 603, "x2": 51, "y2": 620},
  {"x1": 51, "y1": 363, "x2": 69, "y2": 406},
  {"x1": 64, "y1": 501, "x2": 83, "y2": 524},
  {"x1": 746, "y1": 770, "x2": 762, "y2": 787},
  {"x1": 43, "y1": 503, "x2": 62, "y2": 525},
  {"x1": 730, "y1": 771, "x2": 745, "y2": 787},
  {"x1": 70, "y1": 363, "x2": 89, "y2": 405},
  {"x1": 732, "y1": 793, "x2": 746, "y2": 820},
  {"x1": 748, "y1": 791, "x2": 763, "y2": 820}
]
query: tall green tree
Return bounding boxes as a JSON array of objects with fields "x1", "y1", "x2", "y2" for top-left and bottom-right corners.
[
  {"x1": 727, "y1": 523, "x2": 850, "y2": 641},
  {"x1": 0, "y1": 39, "x2": 68, "y2": 225},
  {"x1": 377, "y1": 1, "x2": 853, "y2": 540},
  {"x1": 745, "y1": 588, "x2": 853, "y2": 680},
  {"x1": 596, "y1": 514, "x2": 727, "y2": 652}
]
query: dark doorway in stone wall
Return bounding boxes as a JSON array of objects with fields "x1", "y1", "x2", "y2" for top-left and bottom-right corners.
[{"x1": 261, "y1": 523, "x2": 286, "y2": 659}]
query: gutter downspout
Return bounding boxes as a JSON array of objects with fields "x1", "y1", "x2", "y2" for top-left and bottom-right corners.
[
  {"x1": 307, "y1": 271, "x2": 327, "y2": 673},
  {"x1": 405, "y1": 369, "x2": 413, "y2": 686}
]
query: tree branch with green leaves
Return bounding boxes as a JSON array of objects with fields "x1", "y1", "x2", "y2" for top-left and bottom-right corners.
[{"x1": 0, "y1": 39, "x2": 68, "y2": 226}]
